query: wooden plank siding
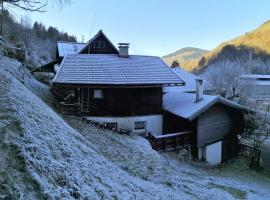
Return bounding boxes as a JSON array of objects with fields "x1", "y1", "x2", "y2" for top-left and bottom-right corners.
[
  {"x1": 163, "y1": 103, "x2": 244, "y2": 161},
  {"x1": 80, "y1": 33, "x2": 118, "y2": 54},
  {"x1": 54, "y1": 86, "x2": 163, "y2": 116},
  {"x1": 197, "y1": 104, "x2": 233, "y2": 148}
]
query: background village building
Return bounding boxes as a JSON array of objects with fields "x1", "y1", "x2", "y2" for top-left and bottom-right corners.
[
  {"x1": 241, "y1": 74, "x2": 270, "y2": 111},
  {"x1": 163, "y1": 64, "x2": 215, "y2": 95}
]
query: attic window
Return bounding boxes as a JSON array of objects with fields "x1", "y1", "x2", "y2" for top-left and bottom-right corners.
[
  {"x1": 94, "y1": 90, "x2": 104, "y2": 99},
  {"x1": 94, "y1": 41, "x2": 105, "y2": 49}
]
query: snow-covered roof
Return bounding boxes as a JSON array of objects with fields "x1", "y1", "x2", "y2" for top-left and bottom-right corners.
[
  {"x1": 164, "y1": 92, "x2": 247, "y2": 120},
  {"x1": 241, "y1": 74, "x2": 270, "y2": 86},
  {"x1": 164, "y1": 67, "x2": 213, "y2": 93},
  {"x1": 241, "y1": 74, "x2": 270, "y2": 79},
  {"x1": 57, "y1": 41, "x2": 86, "y2": 57},
  {"x1": 53, "y1": 54, "x2": 184, "y2": 85}
]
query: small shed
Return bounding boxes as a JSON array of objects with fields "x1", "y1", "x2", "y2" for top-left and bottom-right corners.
[{"x1": 163, "y1": 91, "x2": 248, "y2": 165}]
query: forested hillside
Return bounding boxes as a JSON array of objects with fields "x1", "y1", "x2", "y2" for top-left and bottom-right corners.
[
  {"x1": 165, "y1": 21, "x2": 270, "y2": 74},
  {"x1": 0, "y1": 9, "x2": 76, "y2": 68},
  {"x1": 163, "y1": 47, "x2": 208, "y2": 71}
]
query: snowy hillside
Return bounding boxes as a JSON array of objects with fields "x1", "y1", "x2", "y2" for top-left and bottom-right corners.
[{"x1": 0, "y1": 56, "x2": 270, "y2": 199}]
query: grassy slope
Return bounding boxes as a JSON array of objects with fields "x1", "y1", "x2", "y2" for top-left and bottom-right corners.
[{"x1": 162, "y1": 47, "x2": 208, "y2": 71}]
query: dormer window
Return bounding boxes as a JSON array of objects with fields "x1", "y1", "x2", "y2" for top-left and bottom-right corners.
[{"x1": 94, "y1": 41, "x2": 105, "y2": 49}]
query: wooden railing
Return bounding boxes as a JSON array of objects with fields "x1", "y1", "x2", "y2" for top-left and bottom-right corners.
[
  {"x1": 239, "y1": 143, "x2": 261, "y2": 165},
  {"x1": 148, "y1": 131, "x2": 192, "y2": 152}
]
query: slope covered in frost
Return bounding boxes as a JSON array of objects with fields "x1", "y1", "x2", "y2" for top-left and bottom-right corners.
[{"x1": 0, "y1": 56, "x2": 270, "y2": 199}]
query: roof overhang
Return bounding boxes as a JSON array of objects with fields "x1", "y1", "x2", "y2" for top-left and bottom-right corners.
[
  {"x1": 52, "y1": 82, "x2": 169, "y2": 88},
  {"x1": 164, "y1": 93, "x2": 251, "y2": 121}
]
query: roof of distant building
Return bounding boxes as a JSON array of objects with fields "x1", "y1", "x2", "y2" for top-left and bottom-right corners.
[
  {"x1": 57, "y1": 41, "x2": 86, "y2": 57},
  {"x1": 164, "y1": 67, "x2": 213, "y2": 93}
]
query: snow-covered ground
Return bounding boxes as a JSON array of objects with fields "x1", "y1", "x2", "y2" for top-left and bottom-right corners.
[{"x1": 0, "y1": 56, "x2": 270, "y2": 199}]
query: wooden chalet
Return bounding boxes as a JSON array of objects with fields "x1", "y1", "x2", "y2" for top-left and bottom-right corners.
[{"x1": 50, "y1": 32, "x2": 184, "y2": 135}]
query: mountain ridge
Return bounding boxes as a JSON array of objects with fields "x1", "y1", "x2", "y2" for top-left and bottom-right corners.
[
  {"x1": 162, "y1": 47, "x2": 208, "y2": 70},
  {"x1": 163, "y1": 20, "x2": 270, "y2": 73}
]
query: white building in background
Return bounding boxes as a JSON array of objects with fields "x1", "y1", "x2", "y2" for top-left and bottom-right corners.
[
  {"x1": 163, "y1": 65, "x2": 215, "y2": 95},
  {"x1": 241, "y1": 74, "x2": 270, "y2": 111}
]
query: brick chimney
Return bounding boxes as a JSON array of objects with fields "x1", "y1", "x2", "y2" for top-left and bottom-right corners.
[
  {"x1": 195, "y1": 79, "x2": 204, "y2": 102},
  {"x1": 171, "y1": 60, "x2": 180, "y2": 68},
  {"x1": 118, "y1": 43, "x2": 129, "y2": 58}
]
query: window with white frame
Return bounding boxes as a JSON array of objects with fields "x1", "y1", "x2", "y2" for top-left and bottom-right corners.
[
  {"x1": 93, "y1": 90, "x2": 104, "y2": 99},
  {"x1": 134, "y1": 121, "x2": 146, "y2": 131},
  {"x1": 94, "y1": 41, "x2": 105, "y2": 49}
]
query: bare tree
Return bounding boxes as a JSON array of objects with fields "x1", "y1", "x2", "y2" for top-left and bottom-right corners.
[
  {"x1": 244, "y1": 112, "x2": 270, "y2": 167},
  {"x1": 206, "y1": 61, "x2": 253, "y2": 105}
]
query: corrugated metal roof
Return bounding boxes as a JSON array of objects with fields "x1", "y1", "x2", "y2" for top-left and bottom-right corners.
[
  {"x1": 53, "y1": 54, "x2": 184, "y2": 85},
  {"x1": 164, "y1": 91, "x2": 247, "y2": 120},
  {"x1": 57, "y1": 41, "x2": 86, "y2": 57}
]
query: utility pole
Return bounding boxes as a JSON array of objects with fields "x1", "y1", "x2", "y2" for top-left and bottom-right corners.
[{"x1": 248, "y1": 49, "x2": 252, "y2": 74}]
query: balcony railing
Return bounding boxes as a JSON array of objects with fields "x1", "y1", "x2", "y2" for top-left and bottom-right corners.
[{"x1": 148, "y1": 131, "x2": 192, "y2": 152}]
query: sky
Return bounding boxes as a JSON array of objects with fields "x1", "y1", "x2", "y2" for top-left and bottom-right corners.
[{"x1": 25, "y1": 0, "x2": 270, "y2": 56}]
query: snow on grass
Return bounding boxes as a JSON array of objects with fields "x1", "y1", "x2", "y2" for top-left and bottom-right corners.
[
  {"x1": 0, "y1": 56, "x2": 270, "y2": 199},
  {"x1": 66, "y1": 116, "x2": 270, "y2": 200},
  {"x1": 0, "y1": 56, "x2": 54, "y2": 105},
  {"x1": 0, "y1": 59, "x2": 190, "y2": 199}
]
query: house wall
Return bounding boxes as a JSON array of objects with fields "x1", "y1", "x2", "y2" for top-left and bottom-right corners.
[
  {"x1": 53, "y1": 86, "x2": 163, "y2": 117},
  {"x1": 86, "y1": 115, "x2": 163, "y2": 135},
  {"x1": 197, "y1": 104, "x2": 233, "y2": 147},
  {"x1": 251, "y1": 85, "x2": 270, "y2": 97},
  {"x1": 163, "y1": 111, "x2": 192, "y2": 133},
  {"x1": 81, "y1": 87, "x2": 163, "y2": 116}
]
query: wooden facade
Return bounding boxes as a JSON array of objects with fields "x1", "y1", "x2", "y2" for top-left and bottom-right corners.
[
  {"x1": 80, "y1": 32, "x2": 119, "y2": 54},
  {"x1": 53, "y1": 86, "x2": 163, "y2": 116},
  {"x1": 163, "y1": 103, "x2": 244, "y2": 161}
]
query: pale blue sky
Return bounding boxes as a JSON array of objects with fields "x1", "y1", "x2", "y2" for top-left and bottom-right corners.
[{"x1": 27, "y1": 0, "x2": 270, "y2": 56}]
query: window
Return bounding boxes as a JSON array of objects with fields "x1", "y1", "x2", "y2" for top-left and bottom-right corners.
[
  {"x1": 105, "y1": 122, "x2": 118, "y2": 131},
  {"x1": 94, "y1": 41, "x2": 105, "y2": 49},
  {"x1": 134, "y1": 121, "x2": 146, "y2": 131},
  {"x1": 94, "y1": 90, "x2": 104, "y2": 99}
]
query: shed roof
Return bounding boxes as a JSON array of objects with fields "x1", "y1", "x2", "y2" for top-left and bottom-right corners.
[
  {"x1": 164, "y1": 92, "x2": 247, "y2": 121},
  {"x1": 53, "y1": 54, "x2": 184, "y2": 86},
  {"x1": 57, "y1": 41, "x2": 86, "y2": 57}
]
